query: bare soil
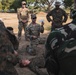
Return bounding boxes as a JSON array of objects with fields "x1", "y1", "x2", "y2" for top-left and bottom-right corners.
[{"x1": 0, "y1": 12, "x2": 72, "y2": 75}]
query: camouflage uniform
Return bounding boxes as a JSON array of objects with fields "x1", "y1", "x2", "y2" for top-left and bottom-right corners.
[
  {"x1": 26, "y1": 22, "x2": 44, "y2": 55},
  {"x1": 0, "y1": 21, "x2": 19, "y2": 75},
  {"x1": 45, "y1": 10, "x2": 76, "y2": 75},
  {"x1": 46, "y1": 8, "x2": 68, "y2": 31},
  {"x1": 17, "y1": 7, "x2": 29, "y2": 40},
  {"x1": 28, "y1": 55, "x2": 48, "y2": 75}
]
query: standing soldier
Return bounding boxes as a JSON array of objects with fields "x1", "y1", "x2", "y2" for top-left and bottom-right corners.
[
  {"x1": 46, "y1": 1, "x2": 68, "y2": 31},
  {"x1": 26, "y1": 14, "x2": 44, "y2": 55},
  {"x1": 45, "y1": 9, "x2": 76, "y2": 75},
  {"x1": 17, "y1": 1, "x2": 29, "y2": 41}
]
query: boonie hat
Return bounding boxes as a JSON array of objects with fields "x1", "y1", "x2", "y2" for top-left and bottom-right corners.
[{"x1": 55, "y1": 1, "x2": 61, "y2": 6}]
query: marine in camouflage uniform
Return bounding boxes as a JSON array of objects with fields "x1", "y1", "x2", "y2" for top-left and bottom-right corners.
[
  {"x1": 45, "y1": 9, "x2": 76, "y2": 75},
  {"x1": 46, "y1": 1, "x2": 68, "y2": 31},
  {"x1": 0, "y1": 21, "x2": 19, "y2": 75},
  {"x1": 17, "y1": 1, "x2": 29, "y2": 40},
  {"x1": 26, "y1": 14, "x2": 44, "y2": 55},
  {"x1": 20, "y1": 55, "x2": 48, "y2": 75}
]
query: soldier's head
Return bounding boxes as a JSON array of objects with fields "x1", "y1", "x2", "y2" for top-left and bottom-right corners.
[
  {"x1": 71, "y1": 9, "x2": 76, "y2": 19},
  {"x1": 7, "y1": 27, "x2": 14, "y2": 34},
  {"x1": 55, "y1": 1, "x2": 61, "y2": 9},
  {"x1": 21, "y1": 1, "x2": 26, "y2": 8},
  {"x1": 31, "y1": 14, "x2": 37, "y2": 23}
]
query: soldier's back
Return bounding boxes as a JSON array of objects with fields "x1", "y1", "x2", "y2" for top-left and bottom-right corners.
[{"x1": 0, "y1": 21, "x2": 18, "y2": 75}]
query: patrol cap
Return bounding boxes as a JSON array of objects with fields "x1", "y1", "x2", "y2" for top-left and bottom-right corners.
[
  {"x1": 55, "y1": 1, "x2": 61, "y2": 6},
  {"x1": 22, "y1": 1, "x2": 26, "y2": 5},
  {"x1": 31, "y1": 14, "x2": 37, "y2": 19},
  {"x1": 7, "y1": 27, "x2": 13, "y2": 31}
]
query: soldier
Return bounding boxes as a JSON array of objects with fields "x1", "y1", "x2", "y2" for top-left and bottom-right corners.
[
  {"x1": 0, "y1": 21, "x2": 19, "y2": 75},
  {"x1": 7, "y1": 27, "x2": 19, "y2": 54},
  {"x1": 26, "y1": 14, "x2": 44, "y2": 55},
  {"x1": 19, "y1": 55, "x2": 48, "y2": 75},
  {"x1": 45, "y1": 9, "x2": 76, "y2": 75},
  {"x1": 46, "y1": 1, "x2": 68, "y2": 31},
  {"x1": 17, "y1": 1, "x2": 29, "y2": 41}
]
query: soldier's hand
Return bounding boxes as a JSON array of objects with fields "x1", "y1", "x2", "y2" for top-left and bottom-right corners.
[
  {"x1": 41, "y1": 21, "x2": 44, "y2": 26},
  {"x1": 19, "y1": 59, "x2": 31, "y2": 67},
  {"x1": 14, "y1": 50, "x2": 18, "y2": 56},
  {"x1": 32, "y1": 36, "x2": 37, "y2": 39}
]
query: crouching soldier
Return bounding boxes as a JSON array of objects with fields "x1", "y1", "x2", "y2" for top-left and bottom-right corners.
[
  {"x1": 0, "y1": 21, "x2": 19, "y2": 75},
  {"x1": 26, "y1": 14, "x2": 44, "y2": 55}
]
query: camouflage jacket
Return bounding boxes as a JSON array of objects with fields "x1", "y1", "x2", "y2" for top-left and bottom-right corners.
[
  {"x1": 26, "y1": 23, "x2": 44, "y2": 39},
  {"x1": 46, "y1": 8, "x2": 68, "y2": 28},
  {"x1": 0, "y1": 21, "x2": 19, "y2": 75},
  {"x1": 45, "y1": 19, "x2": 76, "y2": 75}
]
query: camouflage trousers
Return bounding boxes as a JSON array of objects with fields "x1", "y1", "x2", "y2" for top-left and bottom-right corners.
[
  {"x1": 30, "y1": 37, "x2": 46, "y2": 45},
  {"x1": 26, "y1": 37, "x2": 46, "y2": 55},
  {"x1": 18, "y1": 21, "x2": 28, "y2": 40},
  {"x1": 51, "y1": 22, "x2": 62, "y2": 31}
]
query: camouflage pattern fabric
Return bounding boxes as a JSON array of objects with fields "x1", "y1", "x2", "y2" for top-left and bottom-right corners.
[
  {"x1": 0, "y1": 21, "x2": 19, "y2": 75},
  {"x1": 38, "y1": 37, "x2": 46, "y2": 44},
  {"x1": 28, "y1": 55, "x2": 48, "y2": 75},
  {"x1": 18, "y1": 21, "x2": 28, "y2": 40},
  {"x1": 17, "y1": 8, "x2": 29, "y2": 40},
  {"x1": 26, "y1": 23, "x2": 44, "y2": 38},
  {"x1": 26, "y1": 23, "x2": 44, "y2": 55},
  {"x1": 45, "y1": 19, "x2": 76, "y2": 75},
  {"x1": 46, "y1": 8, "x2": 68, "y2": 30}
]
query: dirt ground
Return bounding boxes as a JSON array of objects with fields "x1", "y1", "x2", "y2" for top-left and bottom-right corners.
[{"x1": 0, "y1": 12, "x2": 72, "y2": 75}]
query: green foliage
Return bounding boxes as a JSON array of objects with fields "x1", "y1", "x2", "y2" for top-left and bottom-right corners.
[
  {"x1": 63, "y1": 0, "x2": 74, "y2": 8},
  {"x1": 1, "y1": 0, "x2": 14, "y2": 10},
  {"x1": 10, "y1": 0, "x2": 27, "y2": 12},
  {"x1": 0, "y1": 0, "x2": 55, "y2": 12},
  {"x1": 0, "y1": 2, "x2": 2, "y2": 10}
]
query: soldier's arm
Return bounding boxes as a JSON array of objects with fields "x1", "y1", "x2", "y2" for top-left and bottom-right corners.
[
  {"x1": 17, "y1": 8, "x2": 22, "y2": 21},
  {"x1": 40, "y1": 24, "x2": 44, "y2": 33},
  {"x1": 26, "y1": 26, "x2": 31, "y2": 38},
  {"x1": 6, "y1": 52, "x2": 20, "y2": 66},
  {"x1": 46, "y1": 11, "x2": 52, "y2": 22},
  {"x1": 62, "y1": 10, "x2": 68, "y2": 22}
]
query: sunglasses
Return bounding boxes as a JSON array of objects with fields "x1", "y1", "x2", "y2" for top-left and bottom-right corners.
[
  {"x1": 22, "y1": 3, "x2": 26, "y2": 5},
  {"x1": 32, "y1": 17, "x2": 36, "y2": 19}
]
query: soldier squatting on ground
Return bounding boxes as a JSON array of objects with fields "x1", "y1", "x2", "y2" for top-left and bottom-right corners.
[
  {"x1": 0, "y1": 20, "x2": 19, "y2": 75},
  {"x1": 17, "y1": 1, "x2": 29, "y2": 41},
  {"x1": 25, "y1": 14, "x2": 44, "y2": 55},
  {"x1": 46, "y1": 1, "x2": 68, "y2": 31},
  {"x1": 45, "y1": 9, "x2": 76, "y2": 75}
]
